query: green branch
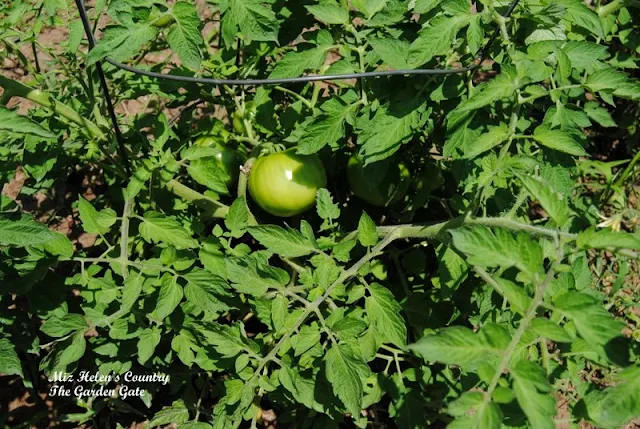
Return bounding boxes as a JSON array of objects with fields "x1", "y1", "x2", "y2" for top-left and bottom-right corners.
[
  {"x1": 166, "y1": 179, "x2": 229, "y2": 219},
  {"x1": 119, "y1": 198, "x2": 133, "y2": 279},
  {"x1": 484, "y1": 241, "x2": 564, "y2": 400},
  {"x1": 597, "y1": 0, "x2": 639, "y2": 17},
  {"x1": 0, "y1": 75, "x2": 224, "y2": 219},
  {"x1": 371, "y1": 216, "x2": 577, "y2": 241},
  {"x1": 251, "y1": 229, "x2": 402, "y2": 383},
  {"x1": 273, "y1": 86, "x2": 314, "y2": 110},
  {"x1": 602, "y1": 148, "x2": 640, "y2": 204},
  {"x1": 71, "y1": 257, "x2": 178, "y2": 276},
  {"x1": 0, "y1": 75, "x2": 106, "y2": 141}
]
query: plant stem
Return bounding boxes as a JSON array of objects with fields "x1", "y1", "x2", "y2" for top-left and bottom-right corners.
[
  {"x1": 390, "y1": 249, "x2": 412, "y2": 297},
  {"x1": 597, "y1": 0, "x2": 625, "y2": 16},
  {"x1": 384, "y1": 216, "x2": 576, "y2": 240},
  {"x1": 508, "y1": 95, "x2": 521, "y2": 137},
  {"x1": 0, "y1": 75, "x2": 128, "y2": 178},
  {"x1": 473, "y1": 265, "x2": 516, "y2": 307},
  {"x1": 0, "y1": 75, "x2": 106, "y2": 141},
  {"x1": 70, "y1": 257, "x2": 178, "y2": 275},
  {"x1": 237, "y1": 157, "x2": 258, "y2": 225},
  {"x1": 602, "y1": 148, "x2": 640, "y2": 204},
  {"x1": 484, "y1": 242, "x2": 563, "y2": 399},
  {"x1": 506, "y1": 190, "x2": 528, "y2": 219},
  {"x1": 0, "y1": 76, "x2": 224, "y2": 218},
  {"x1": 468, "y1": 217, "x2": 576, "y2": 240},
  {"x1": 273, "y1": 86, "x2": 314, "y2": 110},
  {"x1": 540, "y1": 338, "x2": 551, "y2": 374},
  {"x1": 251, "y1": 229, "x2": 401, "y2": 379},
  {"x1": 165, "y1": 179, "x2": 229, "y2": 219},
  {"x1": 234, "y1": 135, "x2": 261, "y2": 147},
  {"x1": 342, "y1": 215, "x2": 578, "y2": 244},
  {"x1": 119, "y1": 198, "x2": 133, "y2": 279},
  {"x1": 518, "y1": 85, "x2": 583, "y2": 104},
  {"x1": 194, "y1": 376, "x2": 208, "y2": 421}
]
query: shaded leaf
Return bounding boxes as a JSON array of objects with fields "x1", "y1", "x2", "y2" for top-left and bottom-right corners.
[{"x1": 0, "y1": 107, "x2": 54, "y2": 138}]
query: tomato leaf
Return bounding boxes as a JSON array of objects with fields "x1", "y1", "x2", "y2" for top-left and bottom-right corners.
[
  {"x1": 462, "y1": 123, "x2": 509, "y2": 159},
  {"x1": 0, "y1": 107, "x2": 54, "y2": 138},
  {"x1": 295, "y1": 91, "x2": 358, "y2": 154},
  {"x1": 352, "y1": 0, "x2": 388, "y2": 18},
  {"x1": 139, "y1": 211, "x2": 198, "y2": 249},
  {"x1": 0, "y1": 214, "x2": 57, "y2": 247},
  {"x1": 305, "y1": 3, "x2": 350, "y2": 25},
  {"x1": 447, "y1": 65, "x2": 520, "y2": 127},
  {"x1": 370, "y1": 37, "x2": 412, "y2": 69},
  {"x1": 409, "y1": 325, "x2": 509, "y2": 370},
  {"x1": 357, "y1": 212, "x2": 378, "y2": 247},
  {"x1": 584, "y1": 101, "x2": 617, "y2": 127},
  {"x1": 532, "y1": 125, "x2": 589, "y2": 156},
  {"x1": 269, "y1": 47, "x2": 329, "y2": 79},
  {"x1": 555, "y1": 0, "x2": 604, "y2": 38},
  {"x1": 148, "y1": 400, "x2": 190, "y2": 428},
  {"x1": 585, "y1": 67, "x2": 630, "y2": 92},
  {"x1": 576, "y1": 228, "x2": 640, "y2": 251},
  {"x1": 150, "y1": 275, "x2": 183, "y2": 321},
  {"x1": 511, "y1": 360, "x2": 556, "y2": 429},
  {"x1": 448, "y1": 392, "x2": 503, "y2": 429},
  {"x1": 519, "y1": 175, "x2": 571, "y2": 226},
  {"x1": 450, "y1": 226, "x2": 544, "y2": 281},
  {"x1": 183, "y1": 269, "x2": 231, "y2": 315},
  {"x1": 408, "y1": 15, "x2": 471, "y2": 67},
  {"x1": 77, "y1": 196, "x2": 117, "y2": 235},
  {"x1": 226, "y1": 255, "x2": 289, "y2": 297},
  {"x1": 324, "y1": 342, "x2": 369, "y2": 416},
  {"x1": 356, "y1": 92, "x2": 427, "y2": 164},
  {"x1": 220, "y1": 0, "x2": 279, "y2": 46},
  {"x1": 137, "y1": 328, "x2": 161, "y2": 364},
  {"x1": 248, "y1": 225, "x2": 317, "y2": 257},
  {"x1": 87, "y1": 23, "x2": 158, "y2": 65},
  {"x1": 316, "y1": 189, "x2": 341, "y2": 220},
  {"x1": 225, "y1": 198, "x2": 249, "y2": 238},
  {"x1": 365, "y1": 282, "x2": 406, "y2": 347},
  {"x1": 166, "y1": 1, "x2": 203, "y2": 70},
  {"x1": 0, "y1": 339, "x2": 23, "y2": 378}
]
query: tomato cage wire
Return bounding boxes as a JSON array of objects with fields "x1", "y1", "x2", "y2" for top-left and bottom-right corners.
[{"x1": 73, "y1": 0, "x2": 521, "y2": 175}]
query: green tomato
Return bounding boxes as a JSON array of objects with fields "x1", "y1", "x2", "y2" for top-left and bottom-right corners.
[
  {"x1": 248, "y1": 148, "x2": 327, "y2": 217},
  {"x1": 244, "y1": 101, "x2": 257, "y2": 120},
  {"x1": 194, "y1": 136, "x2": 245, "y2": 189},
  {"x1": 347, "y1": 154, "x2": 411, "y2": 207},
  {"x1": 232, "y1": 101, "x2": 257, "y2": 135},
  {"x1": 412, "y1": 163, "x2": 443, "y2": 193},
  {"x1": 232, "y1": 111, "x2": 245, "y2": 134}
]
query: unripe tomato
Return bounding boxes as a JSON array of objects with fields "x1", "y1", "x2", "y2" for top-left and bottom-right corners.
[
  {"x1": 248, "y1": 149, "x2": 327, "y2": 217},
  {"x1": 232, "y1": 101, "x2": 257, "y2": 135},
  {"x1": 412, "y1": 163, "x2": 443, "y2": 193},
  {"x1": 347, "y1": 154, "x2": 411, "y2": 207},
  {"x1": 232, "y1": 112, "x2": 245, "y2": 134},
  {"x1": 194, "y1": 136, "x2": 245, "y2": 189}
]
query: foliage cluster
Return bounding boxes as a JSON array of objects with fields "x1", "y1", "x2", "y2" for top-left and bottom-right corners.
[{"x1": 1, "y1": 0, "x2": 639, "y2": 427}]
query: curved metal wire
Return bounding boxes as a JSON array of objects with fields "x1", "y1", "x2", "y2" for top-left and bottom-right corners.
[{"x1": 76, "y1": 0, "x2": 521, "y2": 87}]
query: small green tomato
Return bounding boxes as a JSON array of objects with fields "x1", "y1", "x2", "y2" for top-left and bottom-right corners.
[{"x1": 248, "y1": 148, "x2": 327, "y2": 217}]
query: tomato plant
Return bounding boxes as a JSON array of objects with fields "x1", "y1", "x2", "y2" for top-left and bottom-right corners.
[{"x1": 1, "y1": 0, "x2": 640, "y2": 428}]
